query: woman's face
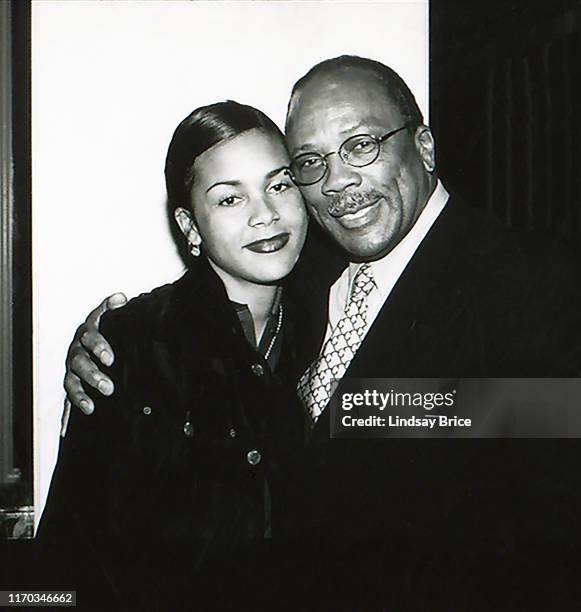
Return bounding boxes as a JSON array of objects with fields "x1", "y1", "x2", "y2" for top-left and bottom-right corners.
[{"x1": 176, "y1": 129, "x2": 308, "y2": 290}]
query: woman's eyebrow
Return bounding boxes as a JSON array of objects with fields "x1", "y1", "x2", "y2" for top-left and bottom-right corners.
[
  {"x1": 205, "y1": 166, "x2": 288, "y2": 194},
  {"x1": 205, "y1": 180, "x2": 241, "y2": 194},
  {"x1": 265, "y1": 166, "x2": 289, "y2": 179}
]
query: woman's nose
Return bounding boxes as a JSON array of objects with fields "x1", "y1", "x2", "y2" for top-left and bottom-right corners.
[{"x1": 248, "y1": 196, "x2": 280, "y2": 227}]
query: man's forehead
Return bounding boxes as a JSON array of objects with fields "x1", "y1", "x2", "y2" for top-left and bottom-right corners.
[
  {"x1": 289, "y1": 69, "x2": 398, "y2": 119},
  {"x1": 286, "y1": 74, "x2": 402, "y2": 149},
  {"x1": 289, "y1": 112, "x2": 388, "y2": 148}
]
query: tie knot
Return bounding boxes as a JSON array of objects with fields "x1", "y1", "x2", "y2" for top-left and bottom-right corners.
[{"x1": 350, "y1": 263, "x2": 375, "y2": 302}]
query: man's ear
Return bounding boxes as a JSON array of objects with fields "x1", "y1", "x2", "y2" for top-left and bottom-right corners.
[
  {"x1": 414, "y1": 125, "x2": 436, "y2": 173},
  {"x1": 174, "y1": 207, "x2": 202, "y2": 248}
]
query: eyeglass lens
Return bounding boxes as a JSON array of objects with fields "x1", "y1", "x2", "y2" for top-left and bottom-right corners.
[{"x1": 291, "y1": 124, "x2": 410, "y2": 185}]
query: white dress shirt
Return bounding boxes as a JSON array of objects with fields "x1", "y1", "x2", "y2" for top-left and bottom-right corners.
[{"x1": 321, "y1": 180, "x2": 450, "y2": 348}]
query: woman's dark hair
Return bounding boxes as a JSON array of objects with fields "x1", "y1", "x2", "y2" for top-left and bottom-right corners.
[{"x1": 165, "y1": 100, "x2": 285, "y2": 210}]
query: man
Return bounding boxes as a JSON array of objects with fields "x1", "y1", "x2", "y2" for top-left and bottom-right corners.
[{"x1": 62, "y1": 56, "x2": 581, "y2": 602}]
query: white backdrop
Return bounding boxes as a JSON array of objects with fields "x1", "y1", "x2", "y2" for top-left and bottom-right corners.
[{"x1": 32, "y1": 0, "x2": 428, "y2": 525}]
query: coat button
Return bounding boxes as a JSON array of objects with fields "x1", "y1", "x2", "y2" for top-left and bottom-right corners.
[
  {"x1": 246, "y1": 449, "x2": 261, "y2": 466},
  {"x1": 251, "y1": 363, "x2": 264, "y2": 377},
  {"x1": 142, "y1": 406, "x2": 152, "y2": 415},
  {"x1": 229, "y1": 428, "x2": 237, "y2": 438},
  {"x1": 183, "y1": 421, "x2": 194, "y2": 438}
]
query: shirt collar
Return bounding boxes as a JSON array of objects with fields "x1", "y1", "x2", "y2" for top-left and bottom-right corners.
[
  {"x1": 347, "y1": 180, "x2": 450, "y2": 298},
  {"x1": 231, "y1": 285, "x2": 283, "y2": 348}
]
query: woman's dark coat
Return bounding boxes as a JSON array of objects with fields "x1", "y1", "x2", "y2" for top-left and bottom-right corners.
[{"x1": 38, "y1": 259, "x2": 307, "y2": 608}]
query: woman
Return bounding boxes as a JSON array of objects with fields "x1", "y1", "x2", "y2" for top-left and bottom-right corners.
[{"x1": 38, "y1": 101, "x2": 311, "y2": 607}]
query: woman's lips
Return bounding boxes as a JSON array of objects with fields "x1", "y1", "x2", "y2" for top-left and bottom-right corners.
[{"x1": 244, "y1": 232, "x2": 290, "y2": 253}]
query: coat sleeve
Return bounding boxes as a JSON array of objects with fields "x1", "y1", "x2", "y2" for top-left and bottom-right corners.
[{"x1": 36, "y1": 311, "x2": 130, "y2": 601}]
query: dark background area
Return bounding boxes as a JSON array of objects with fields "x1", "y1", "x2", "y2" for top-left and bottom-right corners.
[
  {"x1": 10, "y1": 0, "x2": 32, "y2": 514},
  {"x1": 2, "y1": 0, "x2": 581, "y2": 606},
  {"x1": 0, "y1": 0, "x2": 32, "y2": 531},
  {"x1": 431, "y1": 0, "x2": 581, "y2": 248}
]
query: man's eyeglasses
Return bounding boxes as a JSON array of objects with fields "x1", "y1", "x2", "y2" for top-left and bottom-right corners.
[{"x1": 289, "y1": 123, "x2": 414, "y2": 186}]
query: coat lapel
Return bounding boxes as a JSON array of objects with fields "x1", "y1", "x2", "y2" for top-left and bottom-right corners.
[
  {"x1": 341, "y1": 196, "x2": 475, "y2": 379},
  {"x1": 147, "y1": 259, "x2": 248, "y2": 413},
  {"x1": 310, "y1": 196, "x2": 473, "y2": 438}
]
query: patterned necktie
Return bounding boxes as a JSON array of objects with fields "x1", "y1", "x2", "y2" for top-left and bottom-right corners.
[{"x1": 297, "y1": 263, "x2": 375, "y2": 422}]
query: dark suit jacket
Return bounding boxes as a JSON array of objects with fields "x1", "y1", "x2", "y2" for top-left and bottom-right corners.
[
  {"x1": 287, "y1": 195, "x2": 581, "y2": 605},
  {"x1": 38, "y1": 259, "x2": 306, "y2": 609}
]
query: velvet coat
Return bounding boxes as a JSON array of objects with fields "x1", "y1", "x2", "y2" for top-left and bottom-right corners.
[{"x1": 38, "y1": 258, "x2": 306, "y2": 608}]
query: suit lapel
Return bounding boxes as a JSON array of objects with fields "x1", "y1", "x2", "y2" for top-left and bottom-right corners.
[
  {"x1": 343, "y1": 196, "x2": 471, "y2": 378},
  {"x1": 311, "y1": 196, "x2": 472, "y2": 438}
]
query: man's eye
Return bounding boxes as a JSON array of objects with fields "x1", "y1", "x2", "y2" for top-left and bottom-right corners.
[
  {"x1": 299, "y1": 156, "x2": 324, "y2": 170},
  {"x1": 351, "y1": 139, "x2": 375, "y2": 153}
]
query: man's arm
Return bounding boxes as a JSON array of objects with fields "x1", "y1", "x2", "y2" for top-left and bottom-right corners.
[{"x1": 62, "y1": 293, "x2": 127, "y2": 430}]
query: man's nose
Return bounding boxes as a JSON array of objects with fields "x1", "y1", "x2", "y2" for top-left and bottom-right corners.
[
  {"x1": 321, "y1": 154, "x2": 362, "y2": 195},
  {"x1": 248, "y1": 195, "x2": 280, "y2": 227}
]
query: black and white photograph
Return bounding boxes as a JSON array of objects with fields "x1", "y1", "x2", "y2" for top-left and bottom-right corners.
[{"x1": 2, "y1": 0, "x2": 581, "y2": 609}]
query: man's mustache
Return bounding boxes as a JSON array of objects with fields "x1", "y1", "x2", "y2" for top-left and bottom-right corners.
[{"x1": 327, "y1": 189, "x2": 385, "y2": 218}]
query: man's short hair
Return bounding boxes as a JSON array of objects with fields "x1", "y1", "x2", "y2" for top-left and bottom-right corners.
[{"x1": 287, "y1": 55, "x2": 424, "y2": 129}]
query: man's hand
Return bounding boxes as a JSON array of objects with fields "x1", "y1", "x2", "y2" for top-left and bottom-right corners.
[{"x1": 62, "y1": 293, "x2": 127, "y2": 434}]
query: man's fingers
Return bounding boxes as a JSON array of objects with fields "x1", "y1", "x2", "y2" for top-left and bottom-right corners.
[
  {"x1": 64, "y1": 373, "x2": 95, "y2": 415},
  {"x1": 62, "y1": 293, "x2": 125, "y2": 415},
  {"x1": 79, "y1": 330, "x2": 115, "y2": 366},
  {"x1": 85, "y1": 292, "x2": 128, "y2": 328},
  {"x1": 69, "y1": 352, "x2": 114, "y2": 395},
  {"x1": 79, "y1": 292, "x2": 126, "y2": 365},
  {"x1": 106, "y1": 292, "x2": 128, "y2": 310}
]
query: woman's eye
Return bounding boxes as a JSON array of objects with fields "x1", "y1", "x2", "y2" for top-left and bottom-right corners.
[
  {"x1": 268, "y1": 181, "x2": 291, "y2": 194},
  {"x1": 217, "y1": 195, "x2": 240, "y2": 207}
]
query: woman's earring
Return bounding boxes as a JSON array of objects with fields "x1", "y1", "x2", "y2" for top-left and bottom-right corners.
[{"x1": 189, "y1": 242, "x2": 201, "y2": 257}]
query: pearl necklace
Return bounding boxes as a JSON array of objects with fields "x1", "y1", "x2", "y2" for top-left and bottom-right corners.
[{"x1": 264, "y1": 303, "x2": 284, "y2": 360}]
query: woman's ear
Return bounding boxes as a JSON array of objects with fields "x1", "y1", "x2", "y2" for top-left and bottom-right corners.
[{"x1": 174, "y1": 207, "x2": 202, "y2": 256}]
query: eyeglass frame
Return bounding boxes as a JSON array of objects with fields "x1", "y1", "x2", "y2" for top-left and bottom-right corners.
[{"x1": 288, "y1": 122, "x2": 416, "y2": 186}]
